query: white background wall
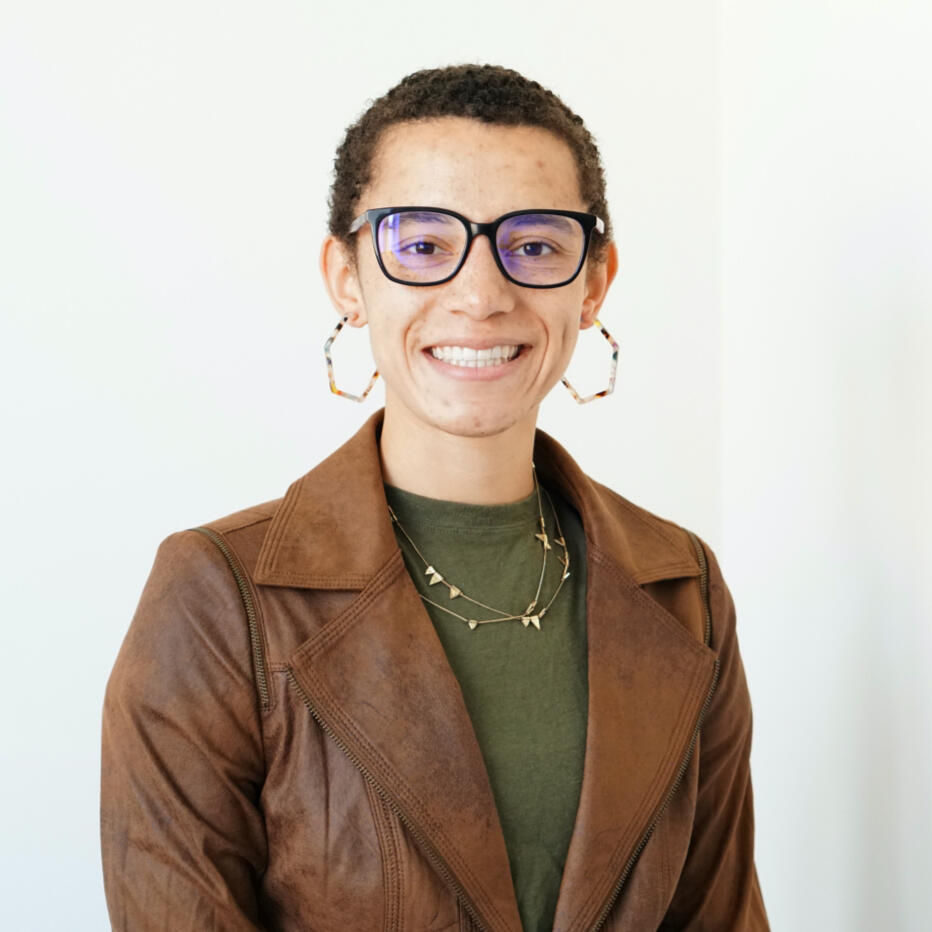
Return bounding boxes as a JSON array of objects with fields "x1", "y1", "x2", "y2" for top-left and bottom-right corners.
[
  {"x1": 722, "y1": 3, "x2": 932, "y2": 928},
  {"x1": 0, "y1": 1, "x2": 928, "y2": 928}
]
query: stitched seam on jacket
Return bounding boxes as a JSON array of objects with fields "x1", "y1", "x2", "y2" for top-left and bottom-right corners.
[
  {"x1": 386, "y1": 807, "x2": 408, "y2": 931},
  {"x1": 364, "y1": 779, "x2": 402, "y2": 931},
  {"x1": 255, "y1": 476, "x2": 303, "y2": 577},
  {"x1": 191, "y1": 526, "x2": 274, "y2": 716},
  {"x1": 567, "y1": 658, "x2": 712, "y2": 932},
  {"x1": 632, "y1": 559, "x2": 702, "y2": 585},
  {"x1": 385, "y1": 801, "x2": 408, "y2": 932},
  {"x1": 258, "y1": 572, "x2": 371, "y2": 589},
  {"x1": 206, "y1": 511, "x2": 275, "y2": 536},
  {"x1": 295, "y1": 664, "x2": 508, "y2": 931},
  {"x1": 289, "y1": 554, "x2": 508, "y2": 929},
  {"x1": 290, "y1": 553, "x2": 404, "y2": 662},
  {"x1": 591, "y1": 547, "x2": 709, "y2": 653},
  {"x1": 189, "y1": 527, "x2": 273, "y2": 769}
]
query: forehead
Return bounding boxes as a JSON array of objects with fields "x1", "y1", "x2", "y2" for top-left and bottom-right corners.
[{"x1": 364, "y1": 117, "x2": 585, "y2": 220}]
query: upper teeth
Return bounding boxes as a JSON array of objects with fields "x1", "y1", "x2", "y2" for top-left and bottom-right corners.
[{"x1": 430, "y1": 345, "x2": 520, "y2": 367}]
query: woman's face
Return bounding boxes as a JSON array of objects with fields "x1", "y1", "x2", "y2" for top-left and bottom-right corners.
[{"x1": 323, "y1": 116, "x2": 615, "y2": 441}]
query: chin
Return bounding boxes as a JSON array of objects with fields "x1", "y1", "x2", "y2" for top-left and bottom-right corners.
[{"x1": 427, "y1": 403, "x2": 535, "y2": 440}]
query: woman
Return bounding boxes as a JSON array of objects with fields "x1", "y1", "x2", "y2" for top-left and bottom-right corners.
[{"x1": 101, "y1": 65, "x2": 768, "y2": 931}]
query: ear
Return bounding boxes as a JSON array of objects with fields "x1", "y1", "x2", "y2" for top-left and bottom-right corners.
[
  {"x1": 579, "y1": 240, "x2": 619, "y2": 330},
  {"x1": 320, "y1": 235, "x2": 368, "y2": 327}
]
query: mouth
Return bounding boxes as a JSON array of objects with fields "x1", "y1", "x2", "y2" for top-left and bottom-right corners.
[{"x1": 427, "y1": 344, "x2": 523, "y2": 368}]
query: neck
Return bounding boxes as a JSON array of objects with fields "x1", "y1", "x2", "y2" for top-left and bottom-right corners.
[{"x1": 378, "y1": 404, "x2": 538, "y2": 505}]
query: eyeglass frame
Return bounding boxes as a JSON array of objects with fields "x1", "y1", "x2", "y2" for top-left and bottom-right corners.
[{"x1": 348, "y1": 206, "x2": 606, "y2": 289}]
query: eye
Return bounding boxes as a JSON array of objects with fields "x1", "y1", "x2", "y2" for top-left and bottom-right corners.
[
  {"x1": 519, "y1": 241, "x2": 552, "y2": 257},
  {"x1": 504, "y1": 239, "x2": 557, "y2": 259},
  {"x1": 396, "y1": 237, "x2": 455, "y2": 256}
]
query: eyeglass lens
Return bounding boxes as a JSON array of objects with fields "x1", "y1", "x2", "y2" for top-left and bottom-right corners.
[{"x1": 376, "y1": 210, "x2": 586, "y2": 286}]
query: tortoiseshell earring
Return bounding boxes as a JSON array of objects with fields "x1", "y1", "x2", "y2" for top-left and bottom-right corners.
[
  {"x1": 324, "y1": 316, "x2": 379, "y2": 403},
  {"x1": 561, "y1": 319, "x2": 619, "y2": 404}
]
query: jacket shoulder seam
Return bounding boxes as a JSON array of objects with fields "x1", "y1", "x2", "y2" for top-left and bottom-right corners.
[
  {"x1": 189, "y1": 527, "x2": 273, "y2": 722},
  {"x1": 200, "y1": 510, "x2": 275, "y2": 536}
]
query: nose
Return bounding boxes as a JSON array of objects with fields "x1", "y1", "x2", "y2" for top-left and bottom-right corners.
[{"x1": 447, "y1": 233, "x2": 517, "y2": 320}]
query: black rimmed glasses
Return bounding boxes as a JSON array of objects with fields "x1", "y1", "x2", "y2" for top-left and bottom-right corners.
[{"x1": 348, "y1": 207, "x2": 605, "y2": 288}]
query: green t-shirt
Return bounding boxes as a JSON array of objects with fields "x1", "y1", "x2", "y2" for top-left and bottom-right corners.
[{"x1": 385, "y1": 482, "x2": 588, "y2": 932}]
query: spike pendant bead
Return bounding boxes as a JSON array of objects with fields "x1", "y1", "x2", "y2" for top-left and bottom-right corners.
[{"x1": 388, "y1": 467, "x2": 572, "y2": 633}]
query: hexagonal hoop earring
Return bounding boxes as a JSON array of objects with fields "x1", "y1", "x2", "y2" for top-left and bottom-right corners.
[
  {"x1": 324, "y1": 316, "x2": 379, "y2": 403},
  {"x1": 561, "y1": 319, "x2": 619, "y2": 404}
]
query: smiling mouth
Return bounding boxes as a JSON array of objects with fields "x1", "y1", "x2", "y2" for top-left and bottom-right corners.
[{"x1": 428, "y1": 345, "x2": 523, "y2": 368}]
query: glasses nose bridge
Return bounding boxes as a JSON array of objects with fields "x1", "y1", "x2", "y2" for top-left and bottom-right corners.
[
  {"x1": 460, "y1": 217, "x2": 501, "y2": 268},
  {"x1": 467, "y1": 218, "x2": 496, "y2": 239}
]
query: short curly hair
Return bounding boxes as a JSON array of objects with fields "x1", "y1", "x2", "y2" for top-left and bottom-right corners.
[{"x1": 328, "y1": 64, "x2": 612, "y2": 264}]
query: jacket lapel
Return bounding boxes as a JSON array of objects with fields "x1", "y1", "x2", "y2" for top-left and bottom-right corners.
[
  {"x1": 549, "y1": 546, "x2": 717, "y2": 931},
  {"x1": 288, "y1": 553, "x2": 524, "y2": 932},
  {"x1": 256, "y1": 413, "x2": 717, "y2": 932},
  {"x1": 537, "y1": 438, "x2": 718, "y2": 931},
  {"x1": 257, "y1": 412, "x2": 523, "y2": 930}
]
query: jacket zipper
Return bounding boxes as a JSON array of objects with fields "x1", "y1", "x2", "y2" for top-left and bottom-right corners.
[
  {"x1": 588, "y1": 531, "x2": 719, "y2": 932},
  {"x1": 192, "y1": 526, "x2": 270, "y2": 711},
  {"x1": 286, "y1": 669, "x2": 491, "y2": 932},
  {"x1": 687, "y1": 529, "x2": 713, "y2": 647}
]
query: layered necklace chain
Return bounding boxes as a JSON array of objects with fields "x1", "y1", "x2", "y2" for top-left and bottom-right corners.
[{"x1": 388, "y1": 466, "x2": 571, "y2": 632}]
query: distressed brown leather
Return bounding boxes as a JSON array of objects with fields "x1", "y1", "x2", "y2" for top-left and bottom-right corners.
[{"x1": 101, "y1": 411, "x2": 768, "y2": 931}]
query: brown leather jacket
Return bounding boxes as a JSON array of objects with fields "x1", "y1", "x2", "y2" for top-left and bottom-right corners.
[{"x1": 101, "y1": 412, "x2": 768, "y2": 931}]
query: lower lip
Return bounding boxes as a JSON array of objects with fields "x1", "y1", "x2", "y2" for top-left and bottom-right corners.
[{"x1": 422, "y1": 348, "x2": 527, "y2": 381}]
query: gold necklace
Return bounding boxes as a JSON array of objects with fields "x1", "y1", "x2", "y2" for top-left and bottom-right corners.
[{"x1": 388, "y1": 467, "x2": 571, "y2": 631}]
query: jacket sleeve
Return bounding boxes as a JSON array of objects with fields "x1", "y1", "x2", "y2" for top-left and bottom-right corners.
[
  {"x1": 660, "y1": 537, "x2": 769, "y2": 931},
  {"x1": 101, "y1": 530, "x2": 268, "y2": 931}
]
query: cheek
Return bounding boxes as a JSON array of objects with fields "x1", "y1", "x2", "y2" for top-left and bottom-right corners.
[
  {"x1": 557, "y1": 325, "x2": 582, "y2": 367},
  {"x1": 364, "y1": 312, "x2": 400, "y2": 373},
  {"x1": 550, "y1": 299, "x2": 585, "y2": 348},
  {"x1": 361, "y1": 292, "x2": 426, "y2": 374}
]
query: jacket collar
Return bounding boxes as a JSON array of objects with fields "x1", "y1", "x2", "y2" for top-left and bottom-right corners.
[
  {"x1": 254, "y1": 410, "x2": 700, "y2": 589},
  {"x1": 259, "y1": 411, "x2": 717, "y2": 932}
]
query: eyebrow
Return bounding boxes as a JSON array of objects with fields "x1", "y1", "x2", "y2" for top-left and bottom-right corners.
[
  {"x1": 504, "y1": 213, "x2": 576, "y2": 232},
  {"x1": 393, "y1": 211, "x2": 459, "y2": 224}
]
